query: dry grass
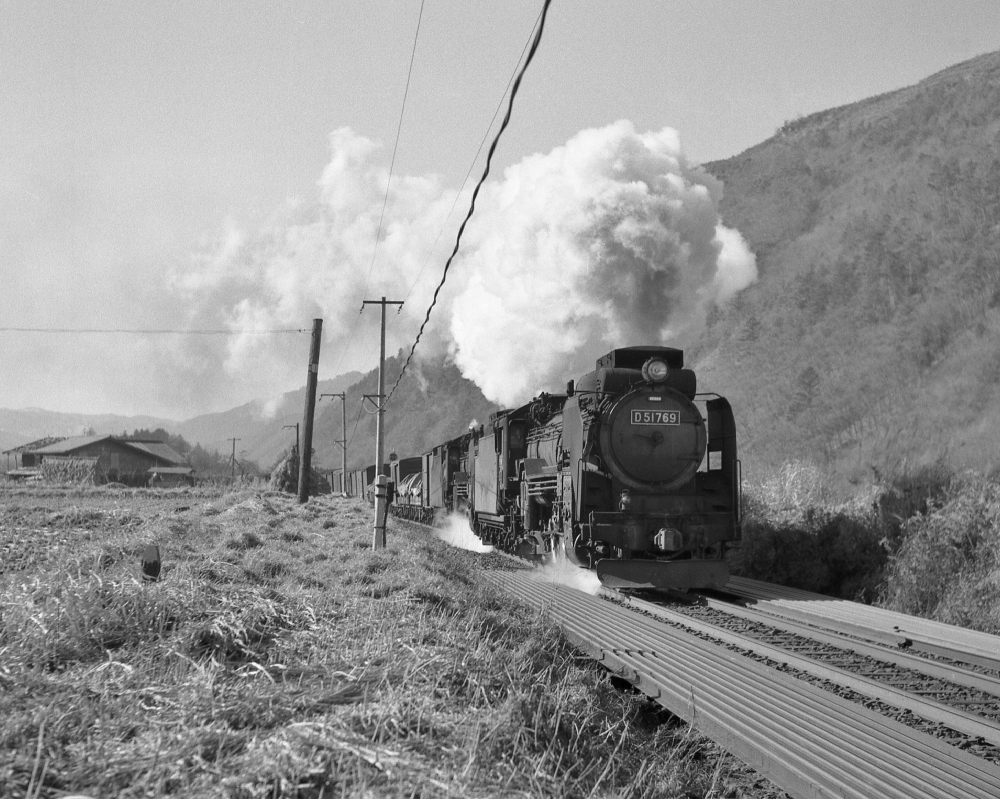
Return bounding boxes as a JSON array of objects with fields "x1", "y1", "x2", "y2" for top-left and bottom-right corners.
[{"x1": 0, "y1": 484, "x2": 786, "y2": 798}]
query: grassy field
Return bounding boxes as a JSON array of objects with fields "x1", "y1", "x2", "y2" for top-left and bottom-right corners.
[{"x1": 0, "y1": 485, "x2": 787, "y2": 799}]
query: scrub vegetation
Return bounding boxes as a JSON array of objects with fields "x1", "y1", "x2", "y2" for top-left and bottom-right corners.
[
  {"x1": 733, "y1": 461, "x2": 1000, "y2": 635},
  {"x1": 0, "y1": 484, "x2": 786, "y2": 799}
]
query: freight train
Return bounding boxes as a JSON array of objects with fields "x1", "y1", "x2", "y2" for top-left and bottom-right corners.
[{"x1": 332, "y1": 346, "x2": 741, "y2": 591}]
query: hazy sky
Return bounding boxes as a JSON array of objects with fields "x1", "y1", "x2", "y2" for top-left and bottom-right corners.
[{"x1": 2, "y1": 0, "x2": 998, "y2": 419}]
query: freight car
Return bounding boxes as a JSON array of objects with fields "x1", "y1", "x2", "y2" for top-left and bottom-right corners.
[{"x1": 372, "y1": 345, "x2": 740, "y2": 591}]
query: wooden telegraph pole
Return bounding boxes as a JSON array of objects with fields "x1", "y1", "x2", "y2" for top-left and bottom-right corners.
[
  {"x1": 298, "y1": 318, "x2": 323, "y2": 503},
  {"x1": 320, "y1": 392, "x2": 347, "y2": 495},
  {"x1": 361, "y1": 297, "x2": 403, "y2": 547},
  {"x1": 228, "y1": 438, "x2": 240, "y2": 479}
]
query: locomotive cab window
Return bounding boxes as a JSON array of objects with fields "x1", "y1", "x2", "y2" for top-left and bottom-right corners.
[{"x1": 509, "y1": 421, "x2": 526, "y2": 450}]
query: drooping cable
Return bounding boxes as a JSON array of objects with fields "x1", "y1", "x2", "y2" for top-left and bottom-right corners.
[
  {"x1": 353, "y1": 4, "x2": 545, "y2": 381},
  {"x1": 399, "y1": 5, "x2": 543, "y2": 306},
  {"x1": 384, "y1": 0, "x2": 553, "y2": 403},
  {"x1": 330, "y1": 0, "x2": 426, "y2": 378},
  {"x1": 0, "y1": 327, "x2": 307, "y2": 335}
]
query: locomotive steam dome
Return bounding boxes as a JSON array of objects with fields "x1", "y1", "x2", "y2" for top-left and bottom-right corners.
[{"x1": 599, "y1": 386, "x2": 706, "y2": 491}]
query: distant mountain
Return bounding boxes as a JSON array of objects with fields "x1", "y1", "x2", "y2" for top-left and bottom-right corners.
[
  {"x1": 695, "y1": 50, "x2": 1000, "y2": 479},
  {"x1": 174, "y1": 371, "x2": 363, "y2": 470},
  {"x1": 309, "y1": 352, "x2": 499, "y2": 474}
]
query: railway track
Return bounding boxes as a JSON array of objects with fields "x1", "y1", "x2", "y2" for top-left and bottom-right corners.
[
  {"x1": 484, "y1": 568, "x2": 1000, "y2": 799},
  {"x1": 396, "y1": 513, "x2": 1000, "y2": 796},
  {"x1": 610, "y1": 591, "x2": 1000, "y2": 754}
]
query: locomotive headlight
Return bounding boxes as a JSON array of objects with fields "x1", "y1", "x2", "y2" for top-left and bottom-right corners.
[{"x1": 642, "y1": 357, "x2": 669, "y2": 383}]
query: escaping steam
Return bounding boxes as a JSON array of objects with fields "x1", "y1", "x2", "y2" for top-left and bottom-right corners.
[
  {"x1": 434, "y1": 513, "x2": 493, "y2": 553},
  {"x1": 535, "y1": 555, "x2": 602, "y2": 595},
  {"x1": 171, "y1": 120, "x2": 755, "y2": 411}
]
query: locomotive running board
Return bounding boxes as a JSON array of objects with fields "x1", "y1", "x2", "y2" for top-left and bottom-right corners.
[{"x1": 596, "y1": 559, "x2": 730, "y2": 591}]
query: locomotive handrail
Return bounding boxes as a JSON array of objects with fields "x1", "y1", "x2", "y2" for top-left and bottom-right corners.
[{"x1": 734, "y1": 459, "x2": 743, "y2": 525}]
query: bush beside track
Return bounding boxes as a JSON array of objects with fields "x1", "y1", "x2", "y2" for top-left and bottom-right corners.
[{"x1": 731, "y1": 462, "x2": 1000, "y2": 635}]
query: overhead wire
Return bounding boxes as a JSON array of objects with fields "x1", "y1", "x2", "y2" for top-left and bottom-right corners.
[
  {"x1": 0, "y1": 327, "x2": 308, "y2": 335},
  {"x1": 330, "y1": 0, "x2": 427, "y2": 379},
  {"x1": 353, "y1": 4, "x2": 543, "y2": 377},
  {"x1": 399, "y1": 5, "x2": 544, "y2": 307},
  {"x1": 383, "y1": 0, "x2": 553, "y2": 405}
]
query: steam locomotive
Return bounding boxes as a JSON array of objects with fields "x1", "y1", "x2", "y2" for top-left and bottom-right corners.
[{"x1": 337, "y1": 346, "x2": 742, "y2": 591}]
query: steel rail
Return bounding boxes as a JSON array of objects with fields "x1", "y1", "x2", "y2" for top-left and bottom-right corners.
[
  {"x1": 663, "y1": 589, "x2": 1000, "y2": 698},
  {"x1": 486, "y1": 571, "x2": 1000, "y2": 799},
  {"x1": 726, "y1": 577, "x2": 1000, "y2": 671},
  {"x1": 612, "y1": 592, "x2": 1000, "y2": 745},
  {"x1": 539, "y1": 582, "x2": 1000, "y2": 798}
]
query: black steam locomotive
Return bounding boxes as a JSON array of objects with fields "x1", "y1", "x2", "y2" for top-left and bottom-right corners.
[{"x1": 340, "y1": 346, "x2": 742, "y2": 591}]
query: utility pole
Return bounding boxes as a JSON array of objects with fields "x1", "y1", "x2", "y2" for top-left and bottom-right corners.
[
  {"x1": 320, "y1": 392, "x2": 347, "y2": 495},
  {"x1": 361, "y1": 296, "x2": 403, "y2": 548},
  {"x1": 298, "y1": 318, "x2": 323, "y2": 504},
  {"x1": 228, "y1": 438, "x2": 240, "y2": 479}
]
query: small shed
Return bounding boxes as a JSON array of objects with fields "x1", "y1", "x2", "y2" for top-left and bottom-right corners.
[{"x1": 29, "y1": 435, "x2": 190, "y2": 487}]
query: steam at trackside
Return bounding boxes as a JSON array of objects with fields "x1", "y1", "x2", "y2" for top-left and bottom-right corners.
[
  {"x1": 172, "y1": 121, "x2": 756, "y2": 410},
  {"x1": 434, "y1": 513, "x2": 493, "y2": 553}
]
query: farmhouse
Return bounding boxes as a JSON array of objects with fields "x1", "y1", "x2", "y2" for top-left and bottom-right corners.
[{"x1": 4, "y1": 435, "x2": 193, "y2": 486}]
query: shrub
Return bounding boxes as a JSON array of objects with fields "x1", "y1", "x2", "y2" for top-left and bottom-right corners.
[
  {"x1": 879, "y1": 475, "x2": 1000, "y2": 632},
  {"x1": 733, "y1": 461, "x2": 937, "y2": 601}
]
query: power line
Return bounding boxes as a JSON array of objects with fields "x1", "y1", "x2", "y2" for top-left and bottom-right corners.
[
  {"x1": 0, "y1": 327, "x2": 308, "y2": 335},
  {"x1": 399, "y1": 6, "x2": 544, "y2": 308},
  {"x1": 368, "y1": 0, "x2": 426, "y2": 289},
  {"x1": 334, "y1": 0, "x2": 426, "y2": 380},
  {"x1": 384, "y1": 0, "x2": 554, "y2": 404},
  {"x1": 353, "y1": 3, "x2": 547, "y2": 382},
  {"x1": 350, "y1": 5, "x2": 545, "y2": 374}
]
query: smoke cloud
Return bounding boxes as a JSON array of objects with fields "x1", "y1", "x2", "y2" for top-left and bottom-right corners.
[
  {"x1": 449, "y1": 121, "x2": 756, "y2": 405},
  {"x1": 171, "y1": 120, "x2": 756, "y2": 411}
]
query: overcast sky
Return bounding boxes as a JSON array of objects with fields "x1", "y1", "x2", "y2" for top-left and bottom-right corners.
[{"x1": 2, "y1": 0, "x2": 998, "y2": 419}]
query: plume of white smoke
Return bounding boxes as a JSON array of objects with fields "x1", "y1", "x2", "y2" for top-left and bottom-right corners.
[
  {"x1": 434, "y1": 513, "x2": 493, "y2": 553},
  {"x1": 168, "y1": 121, "x2": 755, "y2": 412},
  {"x1": 449, "y1": 120, "x2": 756, "y2": 406}
]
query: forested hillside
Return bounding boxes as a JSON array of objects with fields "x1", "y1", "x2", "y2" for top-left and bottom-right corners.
[
  {"x1": 310, "y1": 352, "x2": 499, "y2": 473},
  {"x1": 694, "y1": 50, "x2": 1000, "y2": 481}
]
